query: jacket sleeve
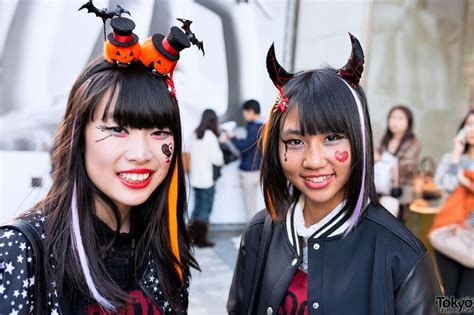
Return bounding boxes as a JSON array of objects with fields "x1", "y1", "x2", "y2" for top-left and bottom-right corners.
[
  {"x1": 230, "y1": 124, "x2": 260, "y2": 153},
  {"x1": 394, "y1": 251, "x2": 442, "y2": 315},
  {"x1": 398, "y1": 139, "x2": 421, "y2": 185},
  {"x1": 210, "y1": 133, "x2": 224, "y2": 167},
  {"x1": 0, "y1": 228, "x2": 37, "y2": 314},
  {"x1": 227, "y1": 219, "x2": 263, "y2": 315},
  {"x1": 434, "y1": 153, "x2": 460, "y2": 193}
]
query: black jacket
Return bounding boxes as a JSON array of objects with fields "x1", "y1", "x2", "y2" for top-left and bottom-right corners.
[
  {"x1": 228, "y1": 205, "x2": 442, "y2": 314},
  {"x1": 231, "y1": 121, "x2": 263, "y2": 171},
  {"x1": 0, "y1": 209, "x2": 189, "y2": 314}
]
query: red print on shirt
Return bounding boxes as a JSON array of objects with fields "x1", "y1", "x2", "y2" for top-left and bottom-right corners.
[
  {"x1": 87, "y1": 290, "x2": 162, "y2": 314},
  {"x1": 278, "y1": 269, "x2": 308, "y2": 315}
]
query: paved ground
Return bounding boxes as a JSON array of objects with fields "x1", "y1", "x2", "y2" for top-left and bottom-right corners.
[{"x1": 188, "y1": 229, "x2": 241, "y2": 315}]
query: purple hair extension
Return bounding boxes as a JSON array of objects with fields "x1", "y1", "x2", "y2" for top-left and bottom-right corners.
[
  {"x1": 69, "y1": 110, "x2": 115, "y2": 310},
  {"x1": 340, "y1": 79, "x2": 366, "y2": 234}
]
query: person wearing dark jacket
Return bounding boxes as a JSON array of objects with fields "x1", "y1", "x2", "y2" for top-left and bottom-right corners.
[
  {"x1": 230, "y1": 100, "x2": 264, "y2": 220},
  {"x1": 227, "y1": 36, "x2": 441, "y2": 314},
  {"x1": 0, "y1": 11, "x2": 199, "y2": 314}
]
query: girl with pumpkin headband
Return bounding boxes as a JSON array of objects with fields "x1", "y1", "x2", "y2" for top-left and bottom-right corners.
[
  {"x1": 227, "y1": 34, "x2": 442, "y2": 314},
  {"x1": 0, "y1": 2, "x2": 203, "y2": 314}
]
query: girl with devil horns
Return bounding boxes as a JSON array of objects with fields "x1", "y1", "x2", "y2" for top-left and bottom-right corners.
[
  {"x1": 0, "y1": 4, "x2": 203, "y2": 314},
  {"x1": 227, "y1": 34, "x2": 442, "y2": 314}
]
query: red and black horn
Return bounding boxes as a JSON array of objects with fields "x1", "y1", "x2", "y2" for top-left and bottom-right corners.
[
  {"x1": 336, "y1": 33, "x2": 365, "y2": 87},
  {"x1": 266, "y1": 43, "x2": 295, "y2": 89}
]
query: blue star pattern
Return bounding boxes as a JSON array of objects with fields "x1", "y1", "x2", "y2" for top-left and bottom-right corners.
[
  {"x1": 0, "y1": 209, "x2": 190, "y2": 314},
  {"x1": 0, "y1": 227, "x2": 36, "y2": 314}
]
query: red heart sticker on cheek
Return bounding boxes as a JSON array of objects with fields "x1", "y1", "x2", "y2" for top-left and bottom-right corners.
[{"x1": 335, "y1": 151, "x2": 349, "y2": 163}]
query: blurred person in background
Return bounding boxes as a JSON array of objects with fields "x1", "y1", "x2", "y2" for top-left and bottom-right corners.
[
  {"x1": 188, "y1": 109, "x2": 224, "y2": 247},
  {"x1": 375, "y1": 105, "x2": 421, "y2": 222},
  {"x1": 431, "y1": 110, "x2": 474, "y2": 299},
  {"x1": 227, "y1": 99, "x2": 264, "y2": 220}
]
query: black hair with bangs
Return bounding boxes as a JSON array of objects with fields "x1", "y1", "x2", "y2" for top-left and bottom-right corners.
[
  {"x1": 261, "y1": 68, "x2": 378, "y2": 227},
  {"x1": 36, "y1": 58, "x2": 197, "y2": 312}
]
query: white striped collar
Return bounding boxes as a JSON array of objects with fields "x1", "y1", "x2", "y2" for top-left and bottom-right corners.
[{"x1": 285, "y1": 196, "x2": 351, "y2": 256}]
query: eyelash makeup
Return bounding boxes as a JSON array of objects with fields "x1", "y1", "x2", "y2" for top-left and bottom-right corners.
[{"x1": 95, "y1": 125, "x2": 122, "y2": 142}]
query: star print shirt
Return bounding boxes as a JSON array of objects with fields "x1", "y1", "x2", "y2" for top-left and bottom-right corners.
[{"x1": 0, "y1": 227, "x2": 38, "y2": 314}]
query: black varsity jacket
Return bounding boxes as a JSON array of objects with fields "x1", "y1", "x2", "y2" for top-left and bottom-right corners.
[{"x1": 228, "y1": 204, "x2": 442, "y2": 314}]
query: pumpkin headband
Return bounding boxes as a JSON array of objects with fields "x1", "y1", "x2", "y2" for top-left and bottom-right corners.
[
  {"x1": 266, "y1": 33, "x2": 364, "y2": 113},
  {"x1": 79, "y1": 0, "x2": 204, "y2": 98}
]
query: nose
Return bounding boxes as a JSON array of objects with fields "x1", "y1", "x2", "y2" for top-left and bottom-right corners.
[
  {"x1": 124, "y1": 134, "x2": 152, "y2": 163},
  {"x1": 302, "y1": 143, "x2": 327, "y2": 170}
]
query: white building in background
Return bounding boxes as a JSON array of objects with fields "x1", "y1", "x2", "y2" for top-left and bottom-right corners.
[{"x1": 1, "y1": 0, "x2": 472, "y2": 224}]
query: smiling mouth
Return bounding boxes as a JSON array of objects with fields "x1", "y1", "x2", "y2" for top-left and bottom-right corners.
[
  {"x1": 118, "y1": 172, "x2": 151, "y2": 182},
  {"x1": 304, "y1": 175, "x2": 333, "y2": 183}
]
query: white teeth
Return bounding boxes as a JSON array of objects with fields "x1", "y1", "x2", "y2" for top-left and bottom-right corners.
[
  {"x1": 119, "y1": 173, "x2": 151, "y2": 182},
  {"x1": 306, "y1": 175, "x2": 332, "y2": 183}
]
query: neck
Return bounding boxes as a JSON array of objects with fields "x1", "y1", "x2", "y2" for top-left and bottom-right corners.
[
  {"x1": 94, "y1": 199, "x2": 131, "y2": 233},
  {"x1": 391, "y1": 133, "x2": 403, "y2": 141},
  {"x1": 467, "y1": 146, "x2": 474, "y2": 157},
  {"x1": 302, "y1": 197, "x2": 342, "y2": 227}
]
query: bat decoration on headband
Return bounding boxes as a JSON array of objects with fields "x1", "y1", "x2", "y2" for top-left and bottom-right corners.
[
  {"x1": 266, "y1": 43, "x2": 295, "y2": 112},
  {"x1": 336, "y1": 33, "x2": 365, "y2": 88},
  {"x1": 177, "y1": 18, "x2": 205, "y2": 56},
  {"x1": 79, "y1": 0, "x2": 130, "y2": 41}
]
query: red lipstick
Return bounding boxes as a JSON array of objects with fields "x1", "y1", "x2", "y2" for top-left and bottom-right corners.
[{"x1": 117, "y1": 168, "x2": 154, "y2": 189}]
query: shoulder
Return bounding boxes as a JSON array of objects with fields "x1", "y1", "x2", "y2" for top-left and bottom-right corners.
[
  {"x1": 363, "y1": 205, "x2": 425, "y2": 256},
  {"x1": 438, "y1": 152, "x2": 452, "y2": 165},
  {"x1": 203, "y1": 130, "x2": 218, "y2": 140},
  {"x1": 240, "y1": 210, "x2": 267, "y2": 244},
  {"x1": 400, "y1": 137, "x2": 421, "y2": 152}
]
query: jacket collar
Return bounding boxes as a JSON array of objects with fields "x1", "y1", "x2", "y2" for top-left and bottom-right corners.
[{"x1": 285, "y1": 196, "x2": 351, "y2": 256}]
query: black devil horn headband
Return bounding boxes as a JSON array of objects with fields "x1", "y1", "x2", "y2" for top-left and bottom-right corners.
[
  {"x1": 266, "y1": 43, "x2": 295, "y2": 89},
  {"x1": 336, "y1": 33, "x2": 365, "y2": 87},
  {"x1": 266, "y1": 43, "x2": 295, "y2": 112},
  {"x1": 266, "y1": 34, "x2": 364, "y2": 112}
]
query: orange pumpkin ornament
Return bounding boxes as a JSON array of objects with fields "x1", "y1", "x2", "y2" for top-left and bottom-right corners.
[
  {"x1": 103, "y1": 17, "x2": 141, "y2": 65},
  {"x1": 140, "y1": 26, "x2": 190, "y2": 76}
]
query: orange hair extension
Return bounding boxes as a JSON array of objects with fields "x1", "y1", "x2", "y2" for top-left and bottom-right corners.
[
  {"x1": 261, "y1": 107, "x2": 277, "y2": 220},
  {"x1": 167, "y1": 160, "x2": 182, "y2": 279},
  {"x1": 265, "y1": 189, "x2": 277, "y2": 220}
]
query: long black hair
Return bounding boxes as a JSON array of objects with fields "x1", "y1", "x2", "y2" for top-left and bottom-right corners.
[
  {"x1": 458, "y1": 109, "x2": 474, "y2": 154},
  {"x1": 379, "y1": 105, "x2": 415, "y2": 155},
  {"x1": 195, "y1": 109, "x2": 219, "y2": 139},
  {"x1": 261, "y1": 68, "x2": 377, "y2": 230},
  {"x1": 36, "y1": 59, "x2": 197, "y2": 311}
]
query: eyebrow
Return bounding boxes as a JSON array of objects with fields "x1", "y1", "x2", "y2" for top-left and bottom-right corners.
[{"x1": 281, "y1": 128, "x2": 303, "y2": 136}]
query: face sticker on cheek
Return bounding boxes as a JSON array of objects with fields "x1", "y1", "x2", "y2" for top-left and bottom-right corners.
[
  {"x1": 335, "y1": 150, "x2": 349, "y2": 163},
  {"x1": 162, "y1": 143, "x2": 173, "y2": 163},
  {"x1": 284, "y1": 143, "x2": 288, "y2": 162}
]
